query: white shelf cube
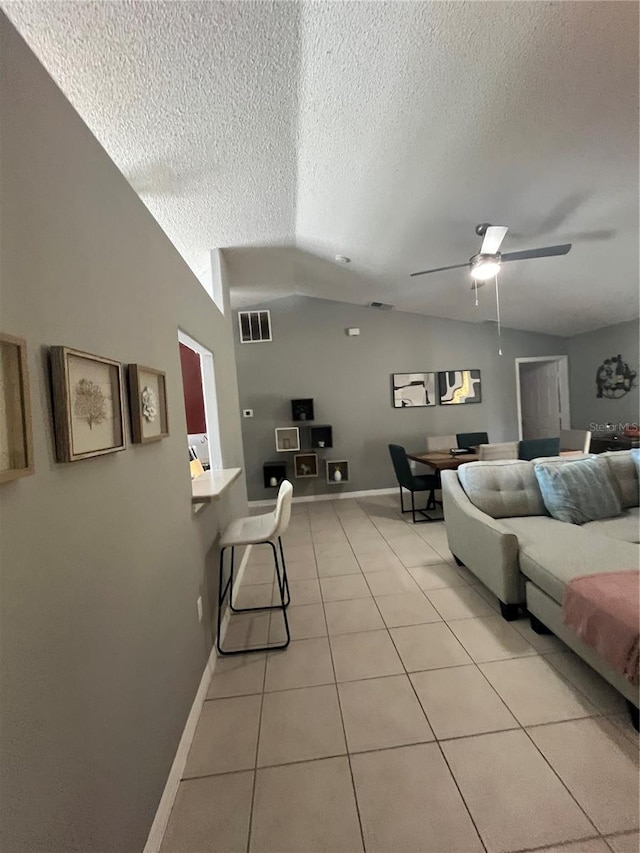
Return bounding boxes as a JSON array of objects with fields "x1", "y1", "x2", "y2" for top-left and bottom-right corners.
[{"x1": 275, "y1": 427, "x2": 300, "y2": 452}]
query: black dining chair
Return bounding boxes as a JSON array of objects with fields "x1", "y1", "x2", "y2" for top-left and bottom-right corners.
[
  {"x1": 388, "y1": 444, "x2": 440, "y2": 523},
  {"x1": 518, "y1": 437, "x2": 561, "y2": 461},
  {"x1": 456, "y1": 432, "x2": 489, "y2": 450}
]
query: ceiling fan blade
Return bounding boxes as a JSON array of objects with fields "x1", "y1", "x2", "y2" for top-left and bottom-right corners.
[
  {"x1": 480, "y1": 225, "x2": 508, "y2": 255},
  {"x1": 501, "y1": 243, "x2": 572, "y2": 262},
  {"x1": 410, "y1": 262, "x2": 470, "y2": 277}
]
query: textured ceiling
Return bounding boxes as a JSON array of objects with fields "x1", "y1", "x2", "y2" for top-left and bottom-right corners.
[{"x1": 4, "y1": 1, "x2": 639, "y2": 336}]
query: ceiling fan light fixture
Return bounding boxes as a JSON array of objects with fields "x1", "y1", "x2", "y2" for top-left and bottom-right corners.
[{"x1": 470, "y1": 255, "x2": 501, "y2": 281}]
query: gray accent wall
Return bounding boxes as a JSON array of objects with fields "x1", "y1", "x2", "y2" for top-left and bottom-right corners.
[
  {"x1": 234, "y1": 295, "x2": 567, "y2": 501},
  {"x1": 567, "y1": 319, "x2": 640, "y2": 432},
  {"x1": 0, "y1": 17, "x2": 246, "y2": 853}
]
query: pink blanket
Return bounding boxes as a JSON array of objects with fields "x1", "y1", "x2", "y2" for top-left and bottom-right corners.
[{"x1": 563, "y1": 570, "x2": 639, "y2": 687}]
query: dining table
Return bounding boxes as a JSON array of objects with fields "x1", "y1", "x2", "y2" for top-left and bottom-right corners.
[{"x1": 407, "y1": 450, "x2": 479, "y2": 472}]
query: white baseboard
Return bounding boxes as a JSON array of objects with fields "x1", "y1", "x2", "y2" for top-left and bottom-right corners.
[
  {"x1": 143, "y1": 544, "x2": 252, "y2": 853},
  {"x1": 249, "y1": 486, "x2": 397, "y2": 508}
]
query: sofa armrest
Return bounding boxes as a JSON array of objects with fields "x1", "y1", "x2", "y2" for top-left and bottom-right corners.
[{"x1": 441, "y1": 470, "x2": 524, "y2": 604}]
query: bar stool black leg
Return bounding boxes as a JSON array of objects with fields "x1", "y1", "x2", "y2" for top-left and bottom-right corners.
[
  {"x1": 278, "y1": 536, "x2": 290, "y2": 607},
  {"x1": 270, "y1": 540, "x2": 290, "y2": 649},
  {"x1": 217, "y1": 539, "x2": 290, "y2": 655}
]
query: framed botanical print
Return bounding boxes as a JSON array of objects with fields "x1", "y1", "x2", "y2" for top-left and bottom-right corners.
[
  {"x1": 127, "y1": 364, "x2": 169, "y2": 444},
  {"x1": 50, "y1": 346, "x2": 125, "y2": 462},
  {"x1": 0, "y1": 332, "x2": 34, "y2": 484}
]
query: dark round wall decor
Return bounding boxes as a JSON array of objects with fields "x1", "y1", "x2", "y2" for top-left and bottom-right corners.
[{"x1": 595, "y1": 354, "x2": 637, "y2": 399}]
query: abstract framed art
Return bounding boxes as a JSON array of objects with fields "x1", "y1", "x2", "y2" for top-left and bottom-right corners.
[
  {"x1": 128, "y1": 364, "x2": 169, "y2": 444},
  {"x1": 50, "y1": 346, "x2": 126, "y2": 462},
  {"x1": 392, "y1": 373, "x2": 436, "y2": 408},
  {"x1": 438, "y1": 370, "x2": 482, "y2": 405},
  {"x1": 0, "y1": 332, "x2": 34, "y2": 484}
]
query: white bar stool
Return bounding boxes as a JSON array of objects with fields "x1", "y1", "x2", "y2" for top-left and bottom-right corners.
[{"x1": 216, "y1": 480, "x2": 293, "y2": 655}]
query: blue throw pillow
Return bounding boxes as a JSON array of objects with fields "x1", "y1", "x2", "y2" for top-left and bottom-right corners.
[{"x1": 534, "y1": 456, "x2": 622, "y2": 525}]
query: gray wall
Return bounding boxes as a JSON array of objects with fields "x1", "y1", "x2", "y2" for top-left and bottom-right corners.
[
  {"x1": 234, "y1": 295, "x2": 567, "y2": 501},
  {"x1": 567, "y1": 319, "x2": 640, "y2": 432},
  {"x1": 0, "y1": 17, "x2": 246, "y2": 853}
]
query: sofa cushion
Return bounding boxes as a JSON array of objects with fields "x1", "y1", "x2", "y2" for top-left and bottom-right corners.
[
  {"x1": 477, "y1": 441, "x2": 519, "y2": 461},
  {"x1": 533, "y1": 456, "x2": 621, "y2": 524},
  {"x1": 457, "y1": 460, "x2": 546, "y2": 518},
  {"x1": 531, "y1": 454, "x2": 593, "y2": 465},
  {"x1": 582, "y1": 507, "x2": 640, "y2": 543},
  {"x1": 500, "y1": 516, "x2": 640, "y2": 604},
  {"x1": 600, "y1": 450, "x2": 640, "y2": 509}
]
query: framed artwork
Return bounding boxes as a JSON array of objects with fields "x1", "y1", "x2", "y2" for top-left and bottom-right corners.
[
  {"x1": 0, "y1": 332, "x2": 34, "y2": 484},
  {"x1": 50, "y1": 346, "x2": 125, "y2": 462},
  {"x1": 294, "y1": 453, "x2": 318, "y2": 478},
  {"x1": 595, "y1": 354, "x2": 637, "y2": 399},
  {"x1": 291, "y1": 398, "x2": 314, "y2": 421},
  {"x1": 128, "y1": 364, "x2": 169, "y2": 444},
  {"x1": 392, "y1": 373, "x2": 436, "y2": 408},
  {"x1": 438, "y1": 370, "x2": 482, "y2": 405}
]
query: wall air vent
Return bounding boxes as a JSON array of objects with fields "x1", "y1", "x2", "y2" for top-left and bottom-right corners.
[
  {"x1": 368, "y1": 302, "x2": 394, "y2": 310},
  {"x1": 238, "y1": 310, "x2": 272, "y2": 343}
]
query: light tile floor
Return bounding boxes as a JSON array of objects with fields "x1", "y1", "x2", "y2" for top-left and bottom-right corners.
[{"x1": 161, "y1": 495, "x2": 639, "y2": 853}]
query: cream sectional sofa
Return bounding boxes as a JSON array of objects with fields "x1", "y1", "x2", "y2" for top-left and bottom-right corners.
[{"x1": 441, "y1": 451, "x2": 639, "y2": 719}]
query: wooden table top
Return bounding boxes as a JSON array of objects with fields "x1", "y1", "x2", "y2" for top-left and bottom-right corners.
[{"x1": 407, "y1": 450, "x2": 479, "y2": 471}]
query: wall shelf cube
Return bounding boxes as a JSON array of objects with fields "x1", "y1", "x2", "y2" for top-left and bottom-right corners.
[
  {"x1": 294, "y1": 453, "x2": 318, "y2": 478},
  {"x1": 263, "y1": 461, "x2": 287, "y2": 488},
  {"x1": 275, "y1": 427, "x2": 300, "y2": 452},
  {"x1": 310, "y1": 425, "x2": 333, "y2": 449},
  {"x1": 291, "y1": 398, "x2": 314, "y2": 422},
  {"x1": 326, "y1": 460, "x2": 349, "y2": 484}
]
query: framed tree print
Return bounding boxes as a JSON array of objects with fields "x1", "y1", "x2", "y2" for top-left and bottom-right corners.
[{"x1": 50, "y1": 346, "x2": 125, "y2": 462}]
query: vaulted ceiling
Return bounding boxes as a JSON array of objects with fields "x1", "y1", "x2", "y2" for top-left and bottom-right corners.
[{"x1": 5, "y1": 1, "x2": 639, "y2": 336}]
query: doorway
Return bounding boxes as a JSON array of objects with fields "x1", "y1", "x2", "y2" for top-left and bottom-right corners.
[
  {"x1": 515, "y1": 356, "x2": 570, "y2": 441},
  {"x1": 178, "y1": 329, "x2": 222, "y2": 471}
]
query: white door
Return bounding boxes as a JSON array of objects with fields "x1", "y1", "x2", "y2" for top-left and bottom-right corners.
[{"x1": 519, "y1": 361, "x2": 561, "y2": 439}]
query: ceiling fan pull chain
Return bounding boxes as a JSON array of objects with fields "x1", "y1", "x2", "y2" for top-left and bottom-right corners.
[{"x1": 495, "y1": 274, "x2": 502, "y2": 356}]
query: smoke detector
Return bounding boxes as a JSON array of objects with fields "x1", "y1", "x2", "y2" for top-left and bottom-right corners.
[{"x1": 335, "y1": 255, "x2": 351, "y2": 264}]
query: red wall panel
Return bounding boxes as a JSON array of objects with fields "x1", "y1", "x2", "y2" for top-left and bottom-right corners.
[{"x1": 179, "y1": 343, "x2": 207, "y2": 435}]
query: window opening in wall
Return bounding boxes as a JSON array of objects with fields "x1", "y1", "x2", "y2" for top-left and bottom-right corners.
[{"x1": 178, "y1": 330, "x2": 222, "y2": 473}]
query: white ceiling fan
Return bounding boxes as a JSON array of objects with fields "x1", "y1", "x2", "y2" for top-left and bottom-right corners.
[{"x1": 410, "y1": 223, "x2": 572, "y2": 283}]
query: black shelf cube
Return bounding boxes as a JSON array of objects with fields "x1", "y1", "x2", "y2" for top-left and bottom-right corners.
[
  {"x1": 263, "y1": 461, "x2": 287, "y2": 488},
  {"x1": 310, "y1": 425, "x2": 333, "y2": 449},
  {"x1": 291, "y1": 398, "x2": 314, "y2": 422}
]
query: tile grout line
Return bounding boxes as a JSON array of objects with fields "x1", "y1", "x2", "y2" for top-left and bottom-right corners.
[
  {"x1": 503, "y1": 832, "x2": 610, "y2": 853},
  {"x1": 374, "y1": 503, "x2": 609, "y2": 846},
  {"x1": 352, "y1": 498, "x2": 490, "y2": 852},
  {"x1": 519, "y1": 723, "x2": 603, "y2": 840},
  {"x1": 244, "y1": 570, "x2": 273, "y2": 853},
  {"x1": 371, "y1": 599, "x2": 489, "y2": 851},
  {"x1": 323, "y1": 502, "x2": 368, "y2": 853}
]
